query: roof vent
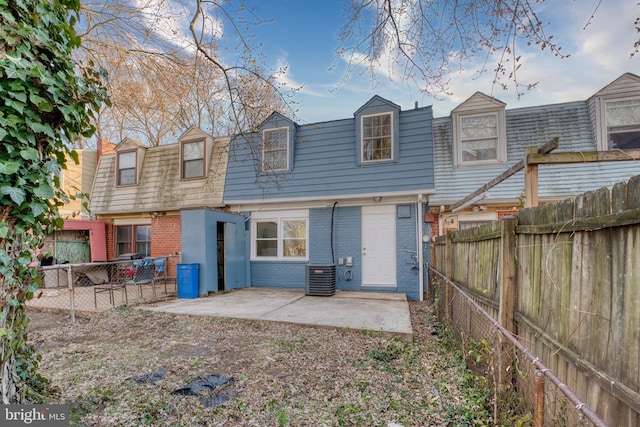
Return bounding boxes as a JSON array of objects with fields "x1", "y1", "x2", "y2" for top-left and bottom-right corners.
[{"x1": 305, "y1": 264, "x2": 336, "y2": 296}]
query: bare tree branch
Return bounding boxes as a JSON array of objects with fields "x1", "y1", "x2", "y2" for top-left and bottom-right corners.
[
  {"x1": 76, "y1": 0, "x2": 295, "y2": 147},
  {"x1": 337, "y1": 0, "x2": 575, "y2": 97}
]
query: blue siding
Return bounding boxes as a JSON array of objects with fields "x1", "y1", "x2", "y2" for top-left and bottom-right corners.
[
  {"x1": 395, "y1": 204, "x2": 420, "y2": 300},
  {"x1": 251, "y1": 206, "x2": 362, "y2": 290},
  {"x1": 224, "y1": 106, "x2": 434, "y2": 201},
  {"x1": 231, "y1": 96, "x2": 432, "y2": 300},
  {"x1": 325, "y1": 206, "x2": 362, "y2": 291},
  {"x1": 181, "y1": 209, "x2": 248, "y2": 295},
  {"x1": 432, "y1": 100, "x2": 640, "y2": 204},
  {"x1": 248, "y1": 204, "x2": 425, "y2": 300},
  {"x1": 250, "y1": 261, "x2": 307, "y2": 288},
  {"x1": 180, "y1": 209, "x2": 217, "y2": 296},
  {"x1": 308, "y1": 206, "x2": 341, "y2": 265}
]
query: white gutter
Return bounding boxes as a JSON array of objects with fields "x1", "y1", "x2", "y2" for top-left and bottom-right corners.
[
  {"x1": 451, "y1": 192, "x2": 488, "y2": 213},
  {"x1": 417, "y1": 194, "x2": 424, "y2": 302},
  {"x1": 226, "y1": 188, "x2": 436, "y2": 206}
]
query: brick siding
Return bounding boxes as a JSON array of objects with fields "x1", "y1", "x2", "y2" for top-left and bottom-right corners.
[
  {"x1": 151, "y1": 214, "x2": 181, "y2": 276},
  {"x1": 104, "y1": 218, "x2": 115, "y2": 260}
]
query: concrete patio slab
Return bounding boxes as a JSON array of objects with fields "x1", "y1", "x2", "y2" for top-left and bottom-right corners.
[{"x1": 141, "y1": 287, "x2": 413, "y2": 339}]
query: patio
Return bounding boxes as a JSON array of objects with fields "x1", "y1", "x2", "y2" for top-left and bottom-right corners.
[{"x1": 142, "y1": 287, "x2": 413, "y2": 339}]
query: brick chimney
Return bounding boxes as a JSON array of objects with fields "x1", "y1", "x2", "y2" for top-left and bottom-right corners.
[{"x1": 97, "y1": 138, "x2": 116, "y2": 162}]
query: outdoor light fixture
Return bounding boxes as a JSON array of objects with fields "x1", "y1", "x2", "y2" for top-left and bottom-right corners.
[{"x1": 373, "y1": 196, "x2": 382, "y2": 203}]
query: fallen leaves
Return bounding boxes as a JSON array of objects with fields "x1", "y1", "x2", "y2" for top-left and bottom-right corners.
[{"x1": 28, "y1": 302, "x2": 491, "y2": 426}]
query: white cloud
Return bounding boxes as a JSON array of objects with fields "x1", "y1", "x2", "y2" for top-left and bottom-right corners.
[
  {"x1": 573, "y1": 0, "x2": 638, "y2": 71},
  {"x1": 429, "y1": 1, "x2": 640, "y2": 117},
  {"x1": 275, "y1": 0, "x2": 639, "y2": 123},
  {"x1": 274, "y1": 56, "x2": 332, "y2": 98},
  {"x1": 131, "y1": 0, "x2": 224, "y2": 54}
]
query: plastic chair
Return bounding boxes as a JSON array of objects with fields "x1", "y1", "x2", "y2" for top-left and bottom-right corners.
[
  {"x1": 93, "y1": 266, "x2": 128, "y2": 308},
  {"x1": 153, "y1": 257, "x2": 168, "y2": 294},
  {"x1": 133, "y1": 258, "x2": 156, "y2": 298}
]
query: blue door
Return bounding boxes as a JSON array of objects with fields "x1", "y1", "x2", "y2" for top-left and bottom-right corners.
[
  {"x1": 181, "y1": 209, "x2": 248, "y2": 294},
  {"x1": 224, "y1": 221, "x2": 247, "y2": 290}
]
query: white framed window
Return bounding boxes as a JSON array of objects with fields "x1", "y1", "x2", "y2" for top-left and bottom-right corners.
[
  {"x1": 453, "y1": 111, "x2": 506, "y2": 167},
  {"x1": 453, "y1": 212, "x2": 498, "y2": 232},
  {"x1": 361, "y1": 112, "x2": 393, "y2": 162},
  {"x1": 262, "y1": 127, "x2": 289, "y2": 172},
  {"x1": 604, "y1": 97, "x2": 640, "y2": 150},
  {"x1": 252, "y1": 210, "x2": 308, "y2": 260},
  {"x1": 182, "y1": 139, "x2": 206, "y2": 179},
  {"x1": 117, "y1": 150, "x2": 137, "y2": 185}
]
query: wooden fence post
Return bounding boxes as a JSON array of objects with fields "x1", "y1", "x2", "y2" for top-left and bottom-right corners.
[
  {"x1": 525, "y1": 146, "x2": 539, "y2": 207},
  {"x1": 497, "y1": 218, "x2": 517, "y2": 397},
  {"x1": 445, "y1": 231, "x2": 454, "y2": 321},
  {"x1": 428, "y1": 241, "x2": 437, "y2": 302}
]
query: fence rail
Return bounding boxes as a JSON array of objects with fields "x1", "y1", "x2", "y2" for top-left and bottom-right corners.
[
  {"x1": 29, "y1": 255, "x2": 180, "y2": 320},
  {"x1": 431, "y1": 175, "x2": 640, "y2": 426},
  {"x1": 430, "y1": 267, "x2": 606, "y2": 426}
]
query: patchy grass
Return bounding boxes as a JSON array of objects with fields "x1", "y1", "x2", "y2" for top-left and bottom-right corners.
[{"x1": 29, "y1": 302, "x2": 491, "y2": 426}]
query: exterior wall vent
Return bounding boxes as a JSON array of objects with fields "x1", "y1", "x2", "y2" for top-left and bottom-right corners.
[{"x1": 305, "y1": 264, "x2": 336, "y2": 296}]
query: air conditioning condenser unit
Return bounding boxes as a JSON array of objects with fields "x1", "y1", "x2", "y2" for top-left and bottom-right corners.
[{"x1": 305, "y1": 264, "x2": 336, "y2": 296}]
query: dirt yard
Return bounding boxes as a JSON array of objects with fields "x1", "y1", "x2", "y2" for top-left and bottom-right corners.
[{"x1": 28, "y1": 302, "x2": 491, "y2": 426}]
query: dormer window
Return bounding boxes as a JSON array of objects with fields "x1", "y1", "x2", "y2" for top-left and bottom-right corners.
[
  {"x1": 262, "y1": 127, "x2": 288, "y2": 172},
  {"x1": 182, "y1": 139, "x2": 205, "y2": 179},
  {"x1": 605, "y1": 98, "x2": 640, "y2": 149},
  {"x1": 362, "y1": 113, "x2": 393, "y2": 162},
  {"x1": 117, "y1": 150, "x2": 137, "y2": 185},
  {"x1": 452, "y1": 92, "x2": 507, "y2": 168},
  {"x1": 458, "y1": 112, "x2": 499, "y2": 163},
  {"x1": 354, "y1": 96, "x2": 400, "y2": 165}
]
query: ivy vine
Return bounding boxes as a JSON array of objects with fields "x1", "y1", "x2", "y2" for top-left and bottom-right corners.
[{"x1": 0, "y1": 0, "x2": 107, "y2": 403}]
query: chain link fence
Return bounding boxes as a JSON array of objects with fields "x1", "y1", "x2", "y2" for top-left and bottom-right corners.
[
  {"x1": 29, "y1": 255, "x2": 180, "y2": 320},
  {"x1": 429, "y1": 267, "x2": 607, "y2": 427}
]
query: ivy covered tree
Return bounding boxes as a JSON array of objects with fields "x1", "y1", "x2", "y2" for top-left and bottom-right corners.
[{"x1": 0, "y1": 0, "x2": 107, "y2": 403}]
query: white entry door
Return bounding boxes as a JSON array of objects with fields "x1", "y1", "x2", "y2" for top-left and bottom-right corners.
[{"x1": 362, "y1": 205, "x2": 396, "y2": 286}]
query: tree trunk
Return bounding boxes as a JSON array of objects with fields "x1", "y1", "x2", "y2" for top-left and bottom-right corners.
[{"x1": 2, "y1": 351, "x2": 18, "y2": 404}]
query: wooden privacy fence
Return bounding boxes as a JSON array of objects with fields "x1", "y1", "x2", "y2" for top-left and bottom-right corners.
[{"x1": 431, "y1": 174, "x2": 640, "y2": 426}]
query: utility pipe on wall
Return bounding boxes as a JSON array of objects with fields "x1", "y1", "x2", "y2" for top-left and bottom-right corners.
[{"x1": 417, "y1": 194, "x2": 424, "y2": 302}]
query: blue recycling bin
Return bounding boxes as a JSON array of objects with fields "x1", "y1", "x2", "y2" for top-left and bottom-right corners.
[{"x1": 177, "y1": 263, "x2": 199, "y2": 298}]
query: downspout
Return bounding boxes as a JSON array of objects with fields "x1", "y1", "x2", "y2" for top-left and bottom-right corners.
[
  {"x1": 417, "y1": 194, "x2": 424, "y2": 302},
  {"x1": 330, "y1": 201, "x2": 338, "y2": 265}
]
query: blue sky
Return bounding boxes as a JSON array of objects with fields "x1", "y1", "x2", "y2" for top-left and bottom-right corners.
[{"x1": 231, "y1": 0, "x2": 639, "y2": 124}]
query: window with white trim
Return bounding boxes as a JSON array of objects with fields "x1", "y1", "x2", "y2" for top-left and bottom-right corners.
[
  {"x1": 182, "y1": 139, "x2": 206, "y2": 179},
  {"x1": 117, "y1": 151, "x2": 137, "y2": 185},
  {"x1": 252, "y1": 211, "x2": 308, "y2": 260},
  {"x1": 262, "y1": 127, "x2": 288, "y2": 172},
  {"x1": 604, "y1": 98, "x2": 640, "y2": 149},
  {"x1": 361, "y1": 112, "x2": 393, "y2": 162},
  {"x1": 457, "y1": 212, "x2": 498, "y2": 231},
  {"x1": 454, "y1": 111, "x2": 506, "y2": 167}
]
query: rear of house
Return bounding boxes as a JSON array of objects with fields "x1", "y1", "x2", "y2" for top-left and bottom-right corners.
[
  {"x1": 222, "y1": 96, "x2": 435, "y2": 301},
  {"x1": 429, "y1": 72, "x2": 640, "y2": 234},
  {"x1": 89, "y1": 127, "x2": 230, "y2": 276}
]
